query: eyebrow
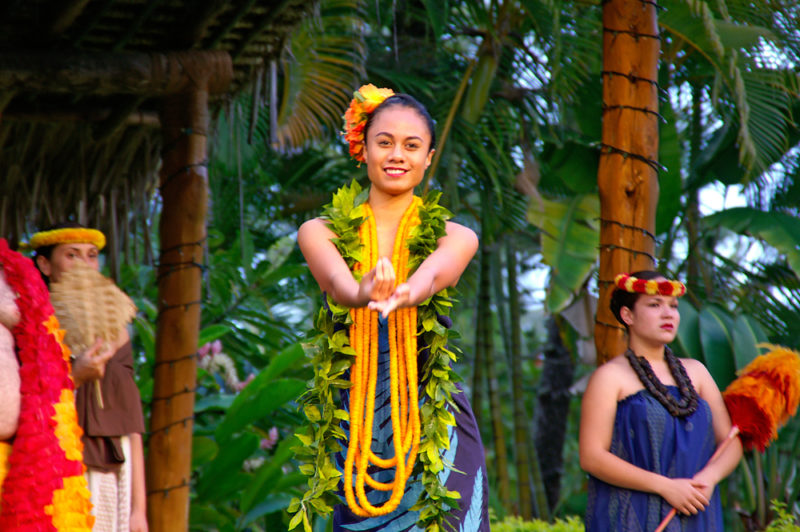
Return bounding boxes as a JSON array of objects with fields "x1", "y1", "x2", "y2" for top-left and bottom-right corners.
[{"x1": 374, "y1": 131, "x2": 424, "y2": 142}]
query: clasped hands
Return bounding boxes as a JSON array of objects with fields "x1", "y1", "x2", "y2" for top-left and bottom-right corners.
[
  {"x1": 660, "y1": 471, "x2": 715, "y2": 516},
  {"x1": 359, "y1": 257, "x2": 411, "y2": 318}
]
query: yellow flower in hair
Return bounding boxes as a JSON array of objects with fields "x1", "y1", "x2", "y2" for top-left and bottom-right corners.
[
  {"x1": 357, "y1": 84, "x2": 395, "y2": 113},
  {"x1": 343, "y1": 83, "x2": 395, "y2": 162}
]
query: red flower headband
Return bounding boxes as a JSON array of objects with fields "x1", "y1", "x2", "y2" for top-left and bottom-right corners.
[
  {"x1": 342, "y1": 83, "x2": 395, "y2": 162},
  {"x1": 614, "y1": 273, "x2": 686, "y2": 297}
]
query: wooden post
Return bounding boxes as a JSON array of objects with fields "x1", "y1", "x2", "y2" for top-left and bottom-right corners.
[
  {"x1": 146, "y1": 51, "x2": 232, "y2": 532},
  {"x1": 595, "y1": 0, "x2": 660, "y2": 364}
]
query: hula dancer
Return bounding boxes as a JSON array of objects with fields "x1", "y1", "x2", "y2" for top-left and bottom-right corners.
[
  {"x1": 293, "y1": 85, "x2": 489, "y2": 531},
  {"x1": 580, "y1": 271, "x2": 742, "y2": 531}
]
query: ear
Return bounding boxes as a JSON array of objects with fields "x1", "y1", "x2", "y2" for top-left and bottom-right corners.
[
  {"x1": 619, "y1": 305, "x2": 634, "y2": 327},
  {"x1": 424, "y1": 148, "x2": 435, "y2": 169},
  {"x1": 35, "y1": 254, "x2": 52, "y2": 278}
]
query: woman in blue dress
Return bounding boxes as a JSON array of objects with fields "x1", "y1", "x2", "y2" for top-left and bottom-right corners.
[
  {"x1": 297, "y1": 85, "x2": 489, "y2": 531},
  {"x1": 580, "y1": 271, "x2": 742, "y2": 531}
]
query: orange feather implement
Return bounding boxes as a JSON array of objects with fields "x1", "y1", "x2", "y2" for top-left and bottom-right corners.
[
  {"x1": 722, "y1": 344, "x2": 800, "y2": 451},
  {"x1": 655, "y1": 344, "x2": 800, "y2": 532}
]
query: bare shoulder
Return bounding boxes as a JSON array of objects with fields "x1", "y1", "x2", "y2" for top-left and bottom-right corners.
[
  {"x1": 443, "y1": 221, "x2": 478, "y2": 251},
  {"x1": 680, "y1": 356, "x2": 718, "y2": 394},
  {"x1": 586, "y1": 356, "x2": 631, "y2": 394},
  {"x1": 679, "y1": 356, "x2": 711, "y2": 380},
  {"x1": 298, "y1": 217, "x2": 335, "y2": 244}
]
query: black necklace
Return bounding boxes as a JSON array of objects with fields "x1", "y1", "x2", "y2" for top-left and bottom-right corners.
[{"x1": 625, "y1": 346, "x2": 699, "y2": 417}]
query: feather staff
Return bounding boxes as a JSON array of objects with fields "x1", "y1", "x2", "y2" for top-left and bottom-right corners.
[{"x1": 655, "y1": 344, "x2": 800, "y2": 532}]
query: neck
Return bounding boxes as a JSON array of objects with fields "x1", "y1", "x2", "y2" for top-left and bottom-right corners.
[
  {"x1": 368, "y1": 188, "x2": 415, "y2": 221},
  {"x1": 628, "y1": 337, "x2": 666, "y2": 362}
]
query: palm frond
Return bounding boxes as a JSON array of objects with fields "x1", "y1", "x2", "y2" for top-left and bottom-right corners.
[{"x1": 273, "y1": 0, "x2": 367, "y2": 150}]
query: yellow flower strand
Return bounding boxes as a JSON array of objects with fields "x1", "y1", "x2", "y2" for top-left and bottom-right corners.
[
  {"x1": 343, "y1": 198, "x2": 422, "y2": 517},
  {"x1": 24, "y1": 227, "x2": 106, "y2": 251}
]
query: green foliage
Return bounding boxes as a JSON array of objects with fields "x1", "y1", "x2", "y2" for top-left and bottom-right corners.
[
  {"x1": 673, "y1": 301, "x2": 768, "y2": 390},
  {"x1": 490, "y1": 515, "x2": 585, "y2": 532},
  {"x1": 765, "y1": 501, "x2": 800, "y2": 531},
  {"x1": 705, "y1": 208, "x2": 800, "y2": 279},
  {"x1": 527, "y1": 194, "x2": 599, "y2": 313}
]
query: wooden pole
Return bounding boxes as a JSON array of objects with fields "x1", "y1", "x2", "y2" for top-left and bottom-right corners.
[
  {"x1": 146, "y1": 51, "x2": 231, "y2": 532},
  {"x1": 595, "y1": 0, "x2": 660, "y2": 364}
]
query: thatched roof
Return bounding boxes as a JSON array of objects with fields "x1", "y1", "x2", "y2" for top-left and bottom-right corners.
[{"x1": 0, "y1": 0, "x2": 316, "y2": 255}]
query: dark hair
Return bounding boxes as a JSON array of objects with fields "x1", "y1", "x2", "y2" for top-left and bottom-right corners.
[
  {"x1": 609, "y1": 270, "x2": 664, "y2": 327},
  {"x1": 363, "y1": 93, "x2": 436, "y2": 151}
]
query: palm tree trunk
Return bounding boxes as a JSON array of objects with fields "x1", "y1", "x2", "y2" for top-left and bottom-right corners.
[
  {"x1": 686, "y1": 82, "x2": 709, "y2": 298},
  {"x1": 596, "y1": 0, "x2": 661, "y2": 363},
  {"x1": 534, "y1": 315, "x2": 576, "y2": 513},
  {"x1": 147, "y1": 51, "x2": 232, "y2": 532},
  {"x1": 493, "y1": 242, "x2": 512, "y2": 362},
  {"x1": 482, "y1": 240, "x2": 512, "y2": 511},
  {"x1": 506, "y1": 239, "x2": 533, "y2": 519},
  {"x1": 471, "y1": 243, "x2": 487, "y2": 431}
]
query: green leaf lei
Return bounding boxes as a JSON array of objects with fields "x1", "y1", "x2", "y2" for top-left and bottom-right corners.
[{"x1": 289, "y1": 180, "x2": 463, "y2": 532}]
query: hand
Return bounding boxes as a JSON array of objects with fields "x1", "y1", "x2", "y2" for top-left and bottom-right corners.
[
  {"x1": 658, "y1": 477, "x2": 710, "y2": 515},
  {"x1": 130, "y1": 507, "x2": 149, "y2": 532},
  {"x1": 70, "y1": 338, "x2": 115, "y2": 388},
  {"x1": 359, "y1": 257, "x2": 395, "y2": 303},
  {"x1": 368, "y1": 283, "x2": 411, "y2": 318},
  {"x1": 691, "y1": 470, "x2": 717, "y2": 501}
]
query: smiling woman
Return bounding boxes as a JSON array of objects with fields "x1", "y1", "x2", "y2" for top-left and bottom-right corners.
[
  {"x1": 579, "y1": 270, "x2": 742, "y2": 531},
  {"x1": 293, "y1": 85, "x2": 489, "y2": 531}
]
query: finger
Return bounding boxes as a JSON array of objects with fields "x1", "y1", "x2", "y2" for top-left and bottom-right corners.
[{"x1": 383, "y1": 258, "x2": 396, "y2": 284}]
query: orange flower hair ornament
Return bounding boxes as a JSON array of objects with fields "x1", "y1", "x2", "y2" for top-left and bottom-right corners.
[
  {"x1": 656, "y1": 344, "x2": 800, "y2": 532},
  {"x1": 343, "y1": 83, "x2": 395, "y2": 162},
  {"x1": 614, "y1": 273, "x2": 686, "y2": 297}
]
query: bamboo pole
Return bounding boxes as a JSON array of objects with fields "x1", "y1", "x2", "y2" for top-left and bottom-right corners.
[
  {"x1": 595, "y1": 0, "x2": 660, "y2": 364},
  {"x1": 146, "y1": 51, "x2": 232, "y2": 532}
]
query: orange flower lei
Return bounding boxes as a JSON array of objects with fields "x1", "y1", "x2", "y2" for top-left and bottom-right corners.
[
  {"x1": 25, "y1": 227, "x2": 106, "y2": 251},
  {"x1": 614, "y1": 273, "x2": 686, "y2": 297},
  {"x1": 342, "y1": 84, "x2": 395, "y2": 162},
  {"x1": 0, "y1": 239, "x2": 94, "y2": 530},
  {"x1": 343, "y1": 198, "x2": 422, "y2": 516}
]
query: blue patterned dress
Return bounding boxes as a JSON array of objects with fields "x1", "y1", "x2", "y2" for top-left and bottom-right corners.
[
  {"x1": 333, "y1": 318, "x2": 490, "y2": 532},
  {"x1": 586, "y1": 386, "x2": 724, "y2": 532}
]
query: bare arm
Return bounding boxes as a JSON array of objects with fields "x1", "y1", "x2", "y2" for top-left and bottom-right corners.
[
  {"x1": 0, "y1": 337, "x2": 20, "y2": 440},
  {"x1": 579, "y1": 362, "x2": 710, "y2": 515},
  {"x1": 297, "y1": 218, "x2": 394, "y2": 307},
  {"x1": 369, "y1": 221, "x2": 478, "y2": 316},
  {"x1": 0, "y1": 272, "x2": 20, "y2": 440},
  {"x1": 129, "y1": 432, "x2": 148, "y2": 532}
]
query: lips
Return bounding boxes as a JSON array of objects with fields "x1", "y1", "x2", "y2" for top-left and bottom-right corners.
[
  {"x1": 661, "y1": 324, "x2": 674, "y2": 331},
  {"x1": 384, "y1": 167, "x2": 407, "y2": 176}
]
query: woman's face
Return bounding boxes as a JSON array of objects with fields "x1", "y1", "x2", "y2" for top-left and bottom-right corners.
[
  {"x1": 621, "y1": 288, "x2": 681, "y2": 346},
  {"x1": 36, "y1": 242, "x2": 100, "y2": 282},
  {"x1": 362, "y1": 105, "x2": 434, "y2": 197}
]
